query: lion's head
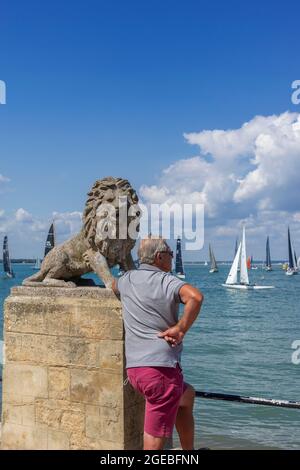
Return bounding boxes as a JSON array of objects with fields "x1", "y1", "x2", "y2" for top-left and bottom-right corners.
[{"x1": 83, "y1": 177, "x2": 140, "y2": 263}]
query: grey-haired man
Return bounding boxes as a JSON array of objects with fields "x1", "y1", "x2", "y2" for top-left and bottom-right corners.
[{"x1": 112, "y1": 236, "x2": 203, "y2": 450}]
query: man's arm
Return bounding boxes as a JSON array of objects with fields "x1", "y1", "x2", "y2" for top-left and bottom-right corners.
[
  {"x1": 111, "y1": 278, "x2": 120, "y2": 298},
  {"x1": 158, "y1": 284, "x2": 203, "y2": 346}
]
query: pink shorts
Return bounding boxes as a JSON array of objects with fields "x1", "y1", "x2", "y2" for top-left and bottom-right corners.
[{"x1": 126, "y1": 364, "x2": 188, "y2": 438}]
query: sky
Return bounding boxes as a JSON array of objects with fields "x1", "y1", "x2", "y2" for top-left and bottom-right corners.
[{"x1": 0, "y1": 0, "x2": 300, "y2": 260}]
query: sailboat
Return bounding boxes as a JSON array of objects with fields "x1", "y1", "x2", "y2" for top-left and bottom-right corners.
[
  {"x1": 222, "y1": 226, "x2": 274, "y2": 290},
  {"x1": 2, "y1": 236, "x2": 15, "y2": 279},
  {"x1": 33, "y1": 257, "x2": 41, "y2": 270},
  {"x1": 247, "y1": 256, "x2": 251, "y2": 270},
  {"x1": 286, "y1": 227, "x2": 298, "y2": 275},
  {"x1": 251, "y1": 255, "x2": 258, "y2": 270},
  {"x1": 175, "y1": 237, "x2": 185, "y2": 279},
  {"x1": 209, "y1": 244, "x2": 218, "y2": 273},
  {"x1": 265, "y1": 236, "x2": 272, "y2": 271},
  {"x1": 44, "y1": 222, "x2": 55, "y2": 258}
]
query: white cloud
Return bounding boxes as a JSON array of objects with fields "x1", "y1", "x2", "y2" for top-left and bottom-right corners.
[
  {"x1": 52, "y1": 211, "x2": 82, "y2": 238},
  {"x1": 233, "y1": 113, "x2": 300, "y2": 203},
  {"x1": 0, "y1": 174, "x2": 10, "y2": 183},
  {"x1": 141, "y1": 112, "x2": 300, "y2": 216},
  {"x1": 140, "y1": 111, "x2": 300, "y2": 257},
  {"x1": 293, "y1": 213, "x2": 300, "y2": 222},
  {"x1": 15, "y1": 208, "x2": 34, "y2": 223},
  {"x1": 0, "y1": 209, "x2": 83, "y2": 257}
]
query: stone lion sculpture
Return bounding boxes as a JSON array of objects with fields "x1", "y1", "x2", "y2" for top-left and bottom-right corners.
[{"x1": 23, "y1": 177, "x2": 141, "y2": 288}]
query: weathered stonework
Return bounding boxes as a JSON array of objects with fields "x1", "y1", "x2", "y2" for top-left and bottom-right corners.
[{"x1": 1, "y1": 286, "x2": 144, "y2": 450}]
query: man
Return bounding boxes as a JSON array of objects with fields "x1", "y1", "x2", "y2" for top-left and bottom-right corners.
[{"x1": 112, "y1": 236, "x2": 204, "y2": 450}]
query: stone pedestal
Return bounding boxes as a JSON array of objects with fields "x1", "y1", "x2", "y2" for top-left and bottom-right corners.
[{"x1": 1, "y1": 286, "x2": 144, "y2": 450}]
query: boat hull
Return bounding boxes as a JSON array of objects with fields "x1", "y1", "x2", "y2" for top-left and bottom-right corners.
[
  {"x1": 222, "y1": 284, "x2": 274, "y2": 290},
  {"x1": 4, "y1": 273, "x2": 15, "y2": 279},
  {"x1": 286, "y1": 269, "x2": 298, "y2": 276},
  {"x1": 176, "y1": 273, "x2": 186, "y2": 279}
]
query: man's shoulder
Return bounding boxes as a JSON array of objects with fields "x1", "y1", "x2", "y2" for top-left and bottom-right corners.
[{"x1": 159, "y1": 272, "x2": 188, "y2": 298}]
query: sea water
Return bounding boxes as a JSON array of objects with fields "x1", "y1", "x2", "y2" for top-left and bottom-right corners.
[{"x1": 0, "y1": 263, "x2": 299, "y2": 449}]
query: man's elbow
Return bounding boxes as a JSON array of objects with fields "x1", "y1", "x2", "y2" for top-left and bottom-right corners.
[{"x1": 192, "y1": 290, "x2": 204, "y2": 307}]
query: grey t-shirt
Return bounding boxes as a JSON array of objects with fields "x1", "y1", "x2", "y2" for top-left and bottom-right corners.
[{"x1": 116, "y1": 263, "x2": 187, "y2": 368}]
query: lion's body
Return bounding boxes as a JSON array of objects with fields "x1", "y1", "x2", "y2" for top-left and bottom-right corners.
[{"x1": 23, "y1": 177, "x2": 140, "y2": 288}]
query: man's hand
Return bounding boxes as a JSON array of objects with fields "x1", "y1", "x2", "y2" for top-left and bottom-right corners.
[
  {"x1": 158, "y1": 284, "x2": 204, "y2": 346},
  {"x1": 157, "y1": 325, "x2": 185, "y2": 347}
]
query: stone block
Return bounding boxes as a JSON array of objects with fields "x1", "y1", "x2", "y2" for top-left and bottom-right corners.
[
  {"x1": 98, "y1": 372, "x2": 124, "y2": 408},
  {"x1": 98, "y1": 340, "x2": 123, "y2": 372},
  {"x1": 70, "y1": 304, "x2": 123, "y2": 340},
  {"x1": 48, "y1": 367, "x2": 70, "y2": 400},
  {"x1": 2, "y1": 363, "x2": 48, "y2": 402},
  {"x1": 70, "y1": 369, "x2": 100, "y2": 404},
  {"x1": 4, "y1": 297, "x2": 49, "y2": 335},
  {"x1": 48, "y1": 429, "x2": 70, "y2": 450},
  {"x1": 100, "y1": 406, "x2": 123, "y2": 442},
  {"x1": 1, "y1": 423, "x2": 48, "y2": 450},
  {"x1": 85, "y1": 405, "x2": 101, "y2": 438}
]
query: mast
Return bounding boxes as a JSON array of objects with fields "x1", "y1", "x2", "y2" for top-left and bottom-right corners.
[
  {"x1": 44, "y1": 222, "x2": 55, "y2": 258},
  {"x1": 240, "y1": 226, "x2": 249, "y2": 285},
  {"x1": 266, "y1": 236, "x2": 272, "y2": 269}
]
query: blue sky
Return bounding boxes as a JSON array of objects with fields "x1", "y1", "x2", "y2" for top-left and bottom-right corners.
[{"x1": 0, "y1": 0, "x2": 300, "y2": 259}]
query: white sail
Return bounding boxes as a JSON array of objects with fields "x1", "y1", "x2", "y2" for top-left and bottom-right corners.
[
  {"x1": 223, "y1": 225, "x2": 274, "y2": 290},
  {"x1": 225, "y1": 241, "x2": 241, "y2": 284},
  {"x1": 240, "y1": 226, "x2": 249, "y2": 285}
]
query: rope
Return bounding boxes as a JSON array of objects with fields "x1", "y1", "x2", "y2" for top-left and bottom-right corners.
[{"x1": 195, "y1": 390, "x2": 300, "y2": 410}]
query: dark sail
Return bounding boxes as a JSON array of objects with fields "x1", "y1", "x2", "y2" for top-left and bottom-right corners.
[
  {"x1": 288, "y1": 227, "x2": 294, "y2": 269},
  {"x1": 3, "y1": 236, "x2": 14, "y2": 277},
  {"x1": 209, "y1": 243, "x2": 218, "y2": 272},
  {"x1": 44, "y1": 223, "x2": 55, "y2": 258},
  {"x1": 175, "y1": 237, "x2": 184, "y2": 275},
  {"x1": 266, "y1": 236, "x2": 272, "y2": 268},
  {"x1": 294, "y1": 250, "x2": 298, "y2": 268}
]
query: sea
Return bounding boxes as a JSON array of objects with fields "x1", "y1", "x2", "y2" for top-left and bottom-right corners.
[{"x1": 0, "y1": 263, "x2": 299, "y2": 450}]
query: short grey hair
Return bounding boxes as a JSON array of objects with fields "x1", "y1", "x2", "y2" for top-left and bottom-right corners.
[{"x1": 138, "y1": 236, "x2": 169, "y2": 264}]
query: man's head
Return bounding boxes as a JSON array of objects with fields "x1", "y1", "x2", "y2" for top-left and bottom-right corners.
[{"x1": 138, "y1": 235, "x2": 173, "y2": 272}]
